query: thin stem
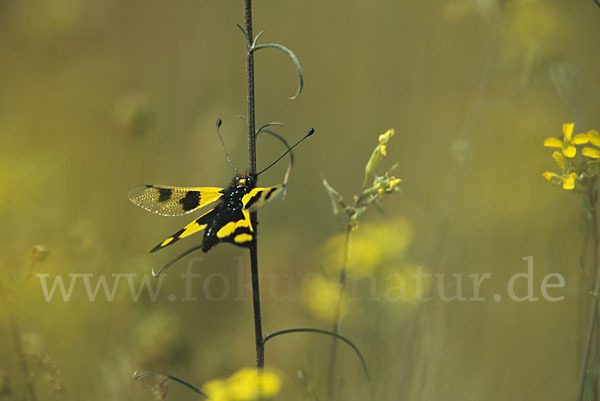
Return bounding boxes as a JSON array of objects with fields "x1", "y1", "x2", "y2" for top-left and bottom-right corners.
[
  {"x1": 244, "y1": 0, "x2": 264, "y2": 370},
  {"x1": 0, "y1": 268, "x2": 38, "y2": 401},
  {"x1": 326, "y1": 188, "x2": 366, "y2": 399},
  {"x1": 577, "y1": 187, "x2": 599, "y2": 401},
  {"x1": 9, "y1": 313, "x2": 38, "y2": 401},
  {"x1": 327, "y1": 226, "x2": 352, "y2": 400},
  {"x1": 245, "y1": 0, "x2": 256, "y2": 175},
  {"x1": 250, "y1": 239, "x2": 264, "y2": 369}
]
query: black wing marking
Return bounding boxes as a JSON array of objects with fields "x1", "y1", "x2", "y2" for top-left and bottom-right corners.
[
  {"x1": 150, "y1": 208, "x2": 217, "y2": 252},
  {"x1": 242, "y1": 185, "x2": 286, "y2": 211},
  {"x1": 128, "y1": 185, "x2": 223, "y2": 216},
  {"x1": 202, "y1": 207, "x2": 255, "y2": 252}
]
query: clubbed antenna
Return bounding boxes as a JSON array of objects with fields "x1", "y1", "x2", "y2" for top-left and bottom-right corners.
[
  {"x1": 257, "y1": 128, "x2": 315, "y2": 176},
  {"x1": 216, "y1": 119, "x2": 240, "y2": 174}
]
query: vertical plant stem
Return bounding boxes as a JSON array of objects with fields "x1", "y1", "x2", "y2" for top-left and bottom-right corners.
[
  {"x1": 577, "y1": 188, "x2": 599, "y2": 401},
  {"x1": 244, "y1": 0, "x2": 264, "y2": 370},
  {"x1": 244, "y1": 0, "x2": 256, "y2": 175},
  {"x1": 327, "y1": 226, "x2": 352, "y2": 400},
  {"x1": 0, "y1": 281, "x2": 37, "y2": 401},
  {"x1": 250, "y1": 242, "x2": 264, "y2": 369},
  {"x1": 9, "y1": 313, "x2": 37, "y2": 401}
]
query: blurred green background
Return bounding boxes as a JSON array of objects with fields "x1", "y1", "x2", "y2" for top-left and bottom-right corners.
[{"x1": 1, "y1": 0, "x2": 600, "y2": 400}]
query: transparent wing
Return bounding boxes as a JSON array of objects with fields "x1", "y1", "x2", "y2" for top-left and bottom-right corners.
[
  {"x1": 128, "y1": 185, "x2": 223, "y2": 216},
  {"x1": 242, "y1": 184, "x2": 287, "y2": 211}
]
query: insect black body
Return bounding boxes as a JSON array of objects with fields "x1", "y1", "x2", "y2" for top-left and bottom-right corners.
[
  {"x1": 127, "y1": 174, "x2": 282, "y2": 253},
  {"x1": 128, "y1": 127, "x2": 313, "y2": 256},
  {"x1": 201, "y1": 176, "x2": 256, "y2": 252}
]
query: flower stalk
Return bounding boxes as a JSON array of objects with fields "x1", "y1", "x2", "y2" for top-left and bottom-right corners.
[
  {"x1": 0, "y1": 246, "x2": 48, "y2": 401},
  {"x1": 243, "y1": 0, "x2": 264, "y2": 370},
  {"x1": 542, "y1": 123, "x2": 600, "y2": 400},
  {"x1": 323, "y1": 128, "x2": 401, "y2": 399},
  {"x1": 576, "y1": 185, "x2": 600, "y2": 401},
  {"x1": 326, "y1": 225, "x2": 351, "y2": 400}
]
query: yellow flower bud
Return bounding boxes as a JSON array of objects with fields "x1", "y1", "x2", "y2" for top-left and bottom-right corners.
[
  {"x1": 551, "y1": 151, "x2": 565, "y2": 169},
  {"x1": 365, "y1": 129, "x2": 394, "y2": 180},
  {"x1": 542, "y1": 171, "x2": 555, "y2": 181},
  {"x1": 379, "y1": 128, "x2": 394, "y2": 144},
  {"x1": 364, "y1": 149, "x2": 383, "y2": 181}
]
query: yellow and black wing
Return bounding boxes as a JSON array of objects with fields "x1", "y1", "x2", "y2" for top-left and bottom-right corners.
[
  {"x1": 242, "y1": 184, "x2": 287, "y2": 211},
  {"x1": 128, "y1": 185, "x2": 223, "y2": 216},
  {"x1": 134, "y1": 183, "x2": 285, "y2": 253},
  {"x1": 150, "y1": 208, "x2": 217, "y2": 252},
  {"x1": 200, "y1": 184, "x2": 285, "y2": 251},
  {"x1": 153, "y1": 206, "x2": 255, "y2": 253},
  {"x1": 203, "y1": 185, "x2": 287, "y2": 251}
]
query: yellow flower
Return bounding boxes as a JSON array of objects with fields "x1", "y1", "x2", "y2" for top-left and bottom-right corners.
[
  {"x1": 582, "y1": 129, "x2": 600, "y2": 159},
  {"x1": 543, "y1": 123, "x2": 588, "y2": 158},
  {"x1": 582, "y1": 147, "x2": 600, "y2": 159},
  {"x1": 322, "y1": 218, "x2": 414, "y2": 277},
  {"x1": 203, "y1": 368, "x2": 282, "y2": 401},
  {"x1": 302, "y1": 275, "x2": 348, "y2": 321},
  {"x1": 542, "y1": 171, "x2": 555, "y2": 181},
  {"x1": 204, "y1": 380, "x2": 228, "y2": 401},
  {"x1": 562, "y1": 173, "x2": 577, "y2": 190},
  {"x1": 543, "y1": 124, "x2": 600, "y2": 191},
  {"x1": 388, "y1": 178, "x2": 402, "y2": 189},
  {"x1": 542, "y1": 171, "x2": 577, "y2": 190},
  {"x1": 588, "y1": 130, "x2": 600, "y2": 146}
]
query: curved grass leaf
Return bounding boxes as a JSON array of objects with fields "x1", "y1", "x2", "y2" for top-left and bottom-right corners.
[
  {"x1": 251, "y1": 43, "x2": 303, "y2": 99},
  {"x1": 257, "y1": 127, "x2": 295, "y2": 166},
  {"x1": 264, "y1": 327, "x2": 371, "y2": 381},
  {"x1": 252, "y1": 30, "x2": 265, "y2": 47},
  {"x1": 236, "y1": 24, "x2": 251, "y2": 46},
  {"x1": 256, "y1": 122, "x2": 284, "y2": 136},
  {"x1": 152, "y1": 244, "x2": 204, "y2": 277},
  {"x1": 133, "y1": 371, "x2": 208, "y2": 397}
]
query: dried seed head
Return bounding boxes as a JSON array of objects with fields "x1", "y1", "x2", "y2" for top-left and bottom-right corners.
[{"x1": 31, "y1": 245, "x2": 49, "y2": 263}]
